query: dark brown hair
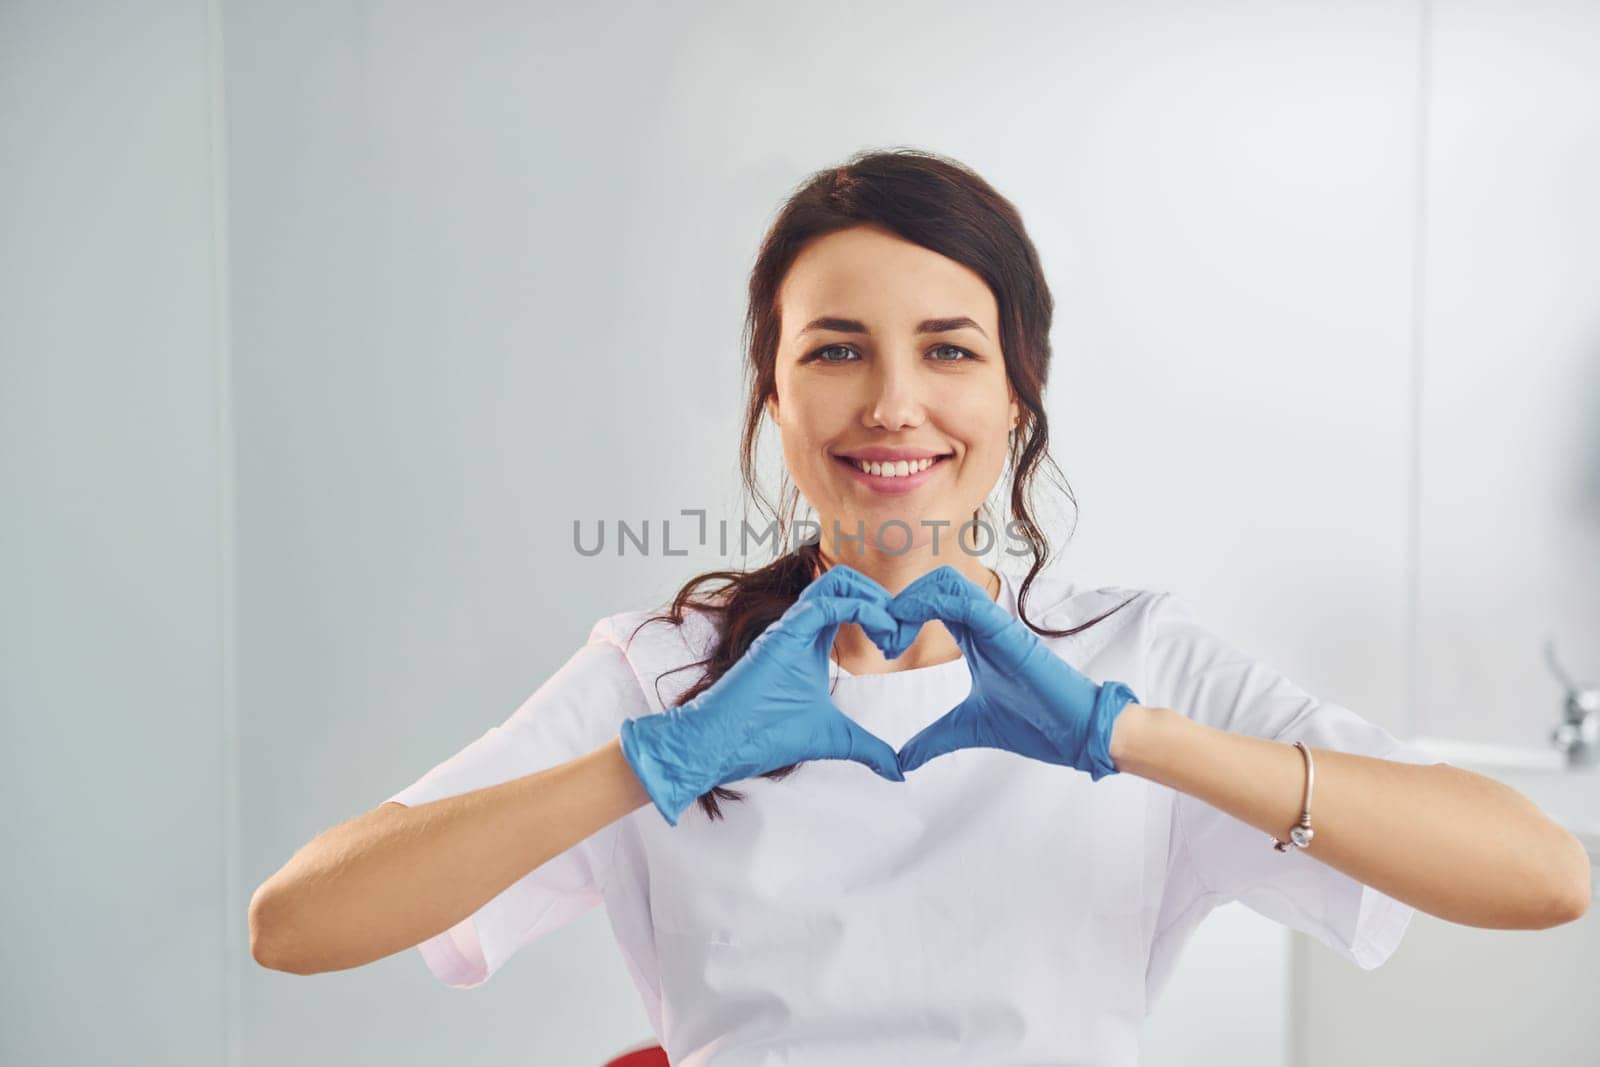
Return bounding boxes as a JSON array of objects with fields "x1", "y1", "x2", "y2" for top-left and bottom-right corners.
[{"x1": 629, "y1": 147, "x2": 1135, "y2": 822}]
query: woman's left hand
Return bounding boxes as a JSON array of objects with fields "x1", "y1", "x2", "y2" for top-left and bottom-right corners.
[{"x1": 887, "y1": 566, "x2": 1140, "y2": 780}]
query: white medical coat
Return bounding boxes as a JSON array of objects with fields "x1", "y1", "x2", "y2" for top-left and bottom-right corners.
[{"x1": 385, "y1": 567, "x2": 1443, "y2": 1065}]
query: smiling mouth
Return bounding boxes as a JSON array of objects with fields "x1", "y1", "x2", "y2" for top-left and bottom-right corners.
[{"x1": 832, "y1": 453, "x2": 954, "y2": 479}]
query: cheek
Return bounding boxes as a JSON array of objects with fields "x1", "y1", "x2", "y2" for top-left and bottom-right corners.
[
  {"x1": 937, "y1": 393, "x2": 1010, "y2": 451},
  {"x1": 784, "y1": 387, "x2": 854, "y2": 442}
]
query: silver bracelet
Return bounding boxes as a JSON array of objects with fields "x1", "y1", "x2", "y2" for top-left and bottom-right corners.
[{"x1": 1271, "y1": 740, "x2": 1316, "y2": 852}]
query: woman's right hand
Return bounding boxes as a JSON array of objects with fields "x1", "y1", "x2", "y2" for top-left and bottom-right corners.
[{"x1": 619, "y1": 564, "x2": 906, "y2": 826}]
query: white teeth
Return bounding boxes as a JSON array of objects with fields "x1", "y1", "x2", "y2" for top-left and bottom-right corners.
[{"x1": 848, "y1": 455, "x2": 942, "y2": 477}]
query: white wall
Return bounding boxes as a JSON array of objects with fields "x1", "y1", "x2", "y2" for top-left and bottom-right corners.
[
  {"x1": 1299, "y1": 5, "x2": 1600, "y2": 1064},
  {"x1": 1, "y1": 2, "x2": 233, "y2": 1065},
  {"x1": 1415, "y1": 2, "x2": 1600, "y2": 750},
  {"x1": 5, "y1": 2, "x2": 1596, "y2": 1065}
]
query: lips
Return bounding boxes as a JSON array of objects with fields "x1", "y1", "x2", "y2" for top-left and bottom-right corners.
[{"x1": 832, "y1": 452, "x2": 952, "y2": 494}]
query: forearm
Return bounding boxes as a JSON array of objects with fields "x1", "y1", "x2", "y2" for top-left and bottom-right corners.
[
  {"x1": 1108, "y1": 703, "x2": 1592, "y2": 930},
  {"x1": 250, "y1": 736, "x2": 652, "y2": 975}
]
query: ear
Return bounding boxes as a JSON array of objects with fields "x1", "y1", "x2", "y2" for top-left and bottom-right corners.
[
  {"x1": 765, "y1": 392, "x2": 780, "y2": 425},
  {"x1": 1008, "y1": 396, "x2": 1020, "y2": 433}
]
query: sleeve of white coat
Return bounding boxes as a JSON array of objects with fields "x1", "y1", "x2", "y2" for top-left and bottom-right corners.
[
  {"x1": 382, "y1": 616, "x2": 651, "y2": 989},
  {"x1": 1141, "y1": 592, "x2": 1449, "y2": 973}
]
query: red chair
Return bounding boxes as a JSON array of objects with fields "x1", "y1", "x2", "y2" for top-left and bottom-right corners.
[{"x1": 602, "y1": 1042, "x2": 669, "y2": 1066}]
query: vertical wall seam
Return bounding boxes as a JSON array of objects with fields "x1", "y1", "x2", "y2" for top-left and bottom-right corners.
[
  {"x1": 1407, "y1": 0, "x2": 1434, "y2": 744},
  {"x1": 202, "y1": 0, "x2": 241, "y2": 1063}
]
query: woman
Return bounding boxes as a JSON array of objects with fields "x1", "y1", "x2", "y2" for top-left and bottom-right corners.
[{"x1": 251, "y1": 148, "x2": 1590, "y2": 1065}]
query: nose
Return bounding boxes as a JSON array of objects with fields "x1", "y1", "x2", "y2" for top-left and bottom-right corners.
[{"x1": 864, "y1": 350, "x2": 927, "y2": 432}]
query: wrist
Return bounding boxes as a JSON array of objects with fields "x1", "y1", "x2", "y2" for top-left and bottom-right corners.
[
  {"x1": 1107, "y1": 702, "x2": 1173, "y2": 779},
  {"x1": 1084, "y1": 681, "x2": 1139, "y2": 781},
  {"x1": 619, "y1": 708, "x2": 718, "y2": 827}
]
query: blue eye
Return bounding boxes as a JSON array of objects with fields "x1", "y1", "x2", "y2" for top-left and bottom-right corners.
[{"x1": 813, "y1": 344, "x2": 858, "y2": 363}]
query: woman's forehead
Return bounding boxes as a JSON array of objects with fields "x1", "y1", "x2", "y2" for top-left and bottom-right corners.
[{"x1": 779, "y1": 227, "x2": 997, "y2": 326}]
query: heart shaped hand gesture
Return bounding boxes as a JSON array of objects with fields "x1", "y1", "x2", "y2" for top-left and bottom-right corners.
[
  {"x1": 885, "y1": 565, "x2": 1139, "y2": 780},
  {"x1": 621, "y1": 562, "x2": 1140, "y2": 828}
]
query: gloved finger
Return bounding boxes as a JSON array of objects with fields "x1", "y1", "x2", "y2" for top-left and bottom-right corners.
[
  {"x1": 845, "y1": 718, "x2": 907, "y2": 782},
  {"x1": 809, "y1": 595, "x2": 901, "y2": 650},
  {"x1": 800, "y1": 571, "x2": 909, "y2": 657},
  {"x1": 877, "y1": 614, "x2": 925, "y2": 661},
  {"x1": 763, "y1": 595, "x2": 899, "y2": 657},
  {"x1": 892, "y1": 564, "x2": 977, "y2": 603},
  {"x1": 883, "y1": 592, "x2": 976, "y2": 664},
  {"x1": 895, "y1": 573, "x2": 1015, "y2": 643},
  {"x1": 813, "y1": 709, "x2": 906, "y2": 782},
  {"x1": 800, "y1": 562, "x2": 894, "y2": 608},
  {"x1": 887, "y1": 589, "x2": 982, "y2": 630},
  {"x1": 897, "y1": 697, "x2": 988, "y2": 773}
]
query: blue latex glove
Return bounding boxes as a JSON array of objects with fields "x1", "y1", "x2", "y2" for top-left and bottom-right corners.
[
  {"x1": 888, "y1": 565, "x2": 1140, "y2": 780},
  {"x1": 620, "y1": 564, "x2": 907, "y2": 826}
]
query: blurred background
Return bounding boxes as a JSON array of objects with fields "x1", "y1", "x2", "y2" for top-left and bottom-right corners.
[{"x1": 4, "y1": 1, "x2": 1598, "y2": 1064}]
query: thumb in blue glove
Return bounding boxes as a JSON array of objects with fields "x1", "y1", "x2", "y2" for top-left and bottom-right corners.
[
  {"x1": 889, "y1": 566, "x2": 1139, "y2": 781},
  {"x1": 620, "y1": 564, "x2": 907, "y2": 826}
]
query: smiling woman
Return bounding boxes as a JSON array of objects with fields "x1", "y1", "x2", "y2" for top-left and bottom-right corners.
[{"x1": 626, "y1": 147, "x2": 1140, "y2": 822}]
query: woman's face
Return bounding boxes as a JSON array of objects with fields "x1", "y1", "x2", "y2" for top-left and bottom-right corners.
[{"x1": 767, "y1": 224, "x2": 1019, "y2": 564}]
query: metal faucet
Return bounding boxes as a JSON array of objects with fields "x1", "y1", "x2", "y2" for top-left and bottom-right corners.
[{"x1": 1545, "y1": 638, "x2": 1600, "y2": 768}]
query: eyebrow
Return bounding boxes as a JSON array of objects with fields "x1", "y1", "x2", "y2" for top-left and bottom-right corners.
[{"x1": 794, "y1": 315, "x2": 990, "y2": 341}]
